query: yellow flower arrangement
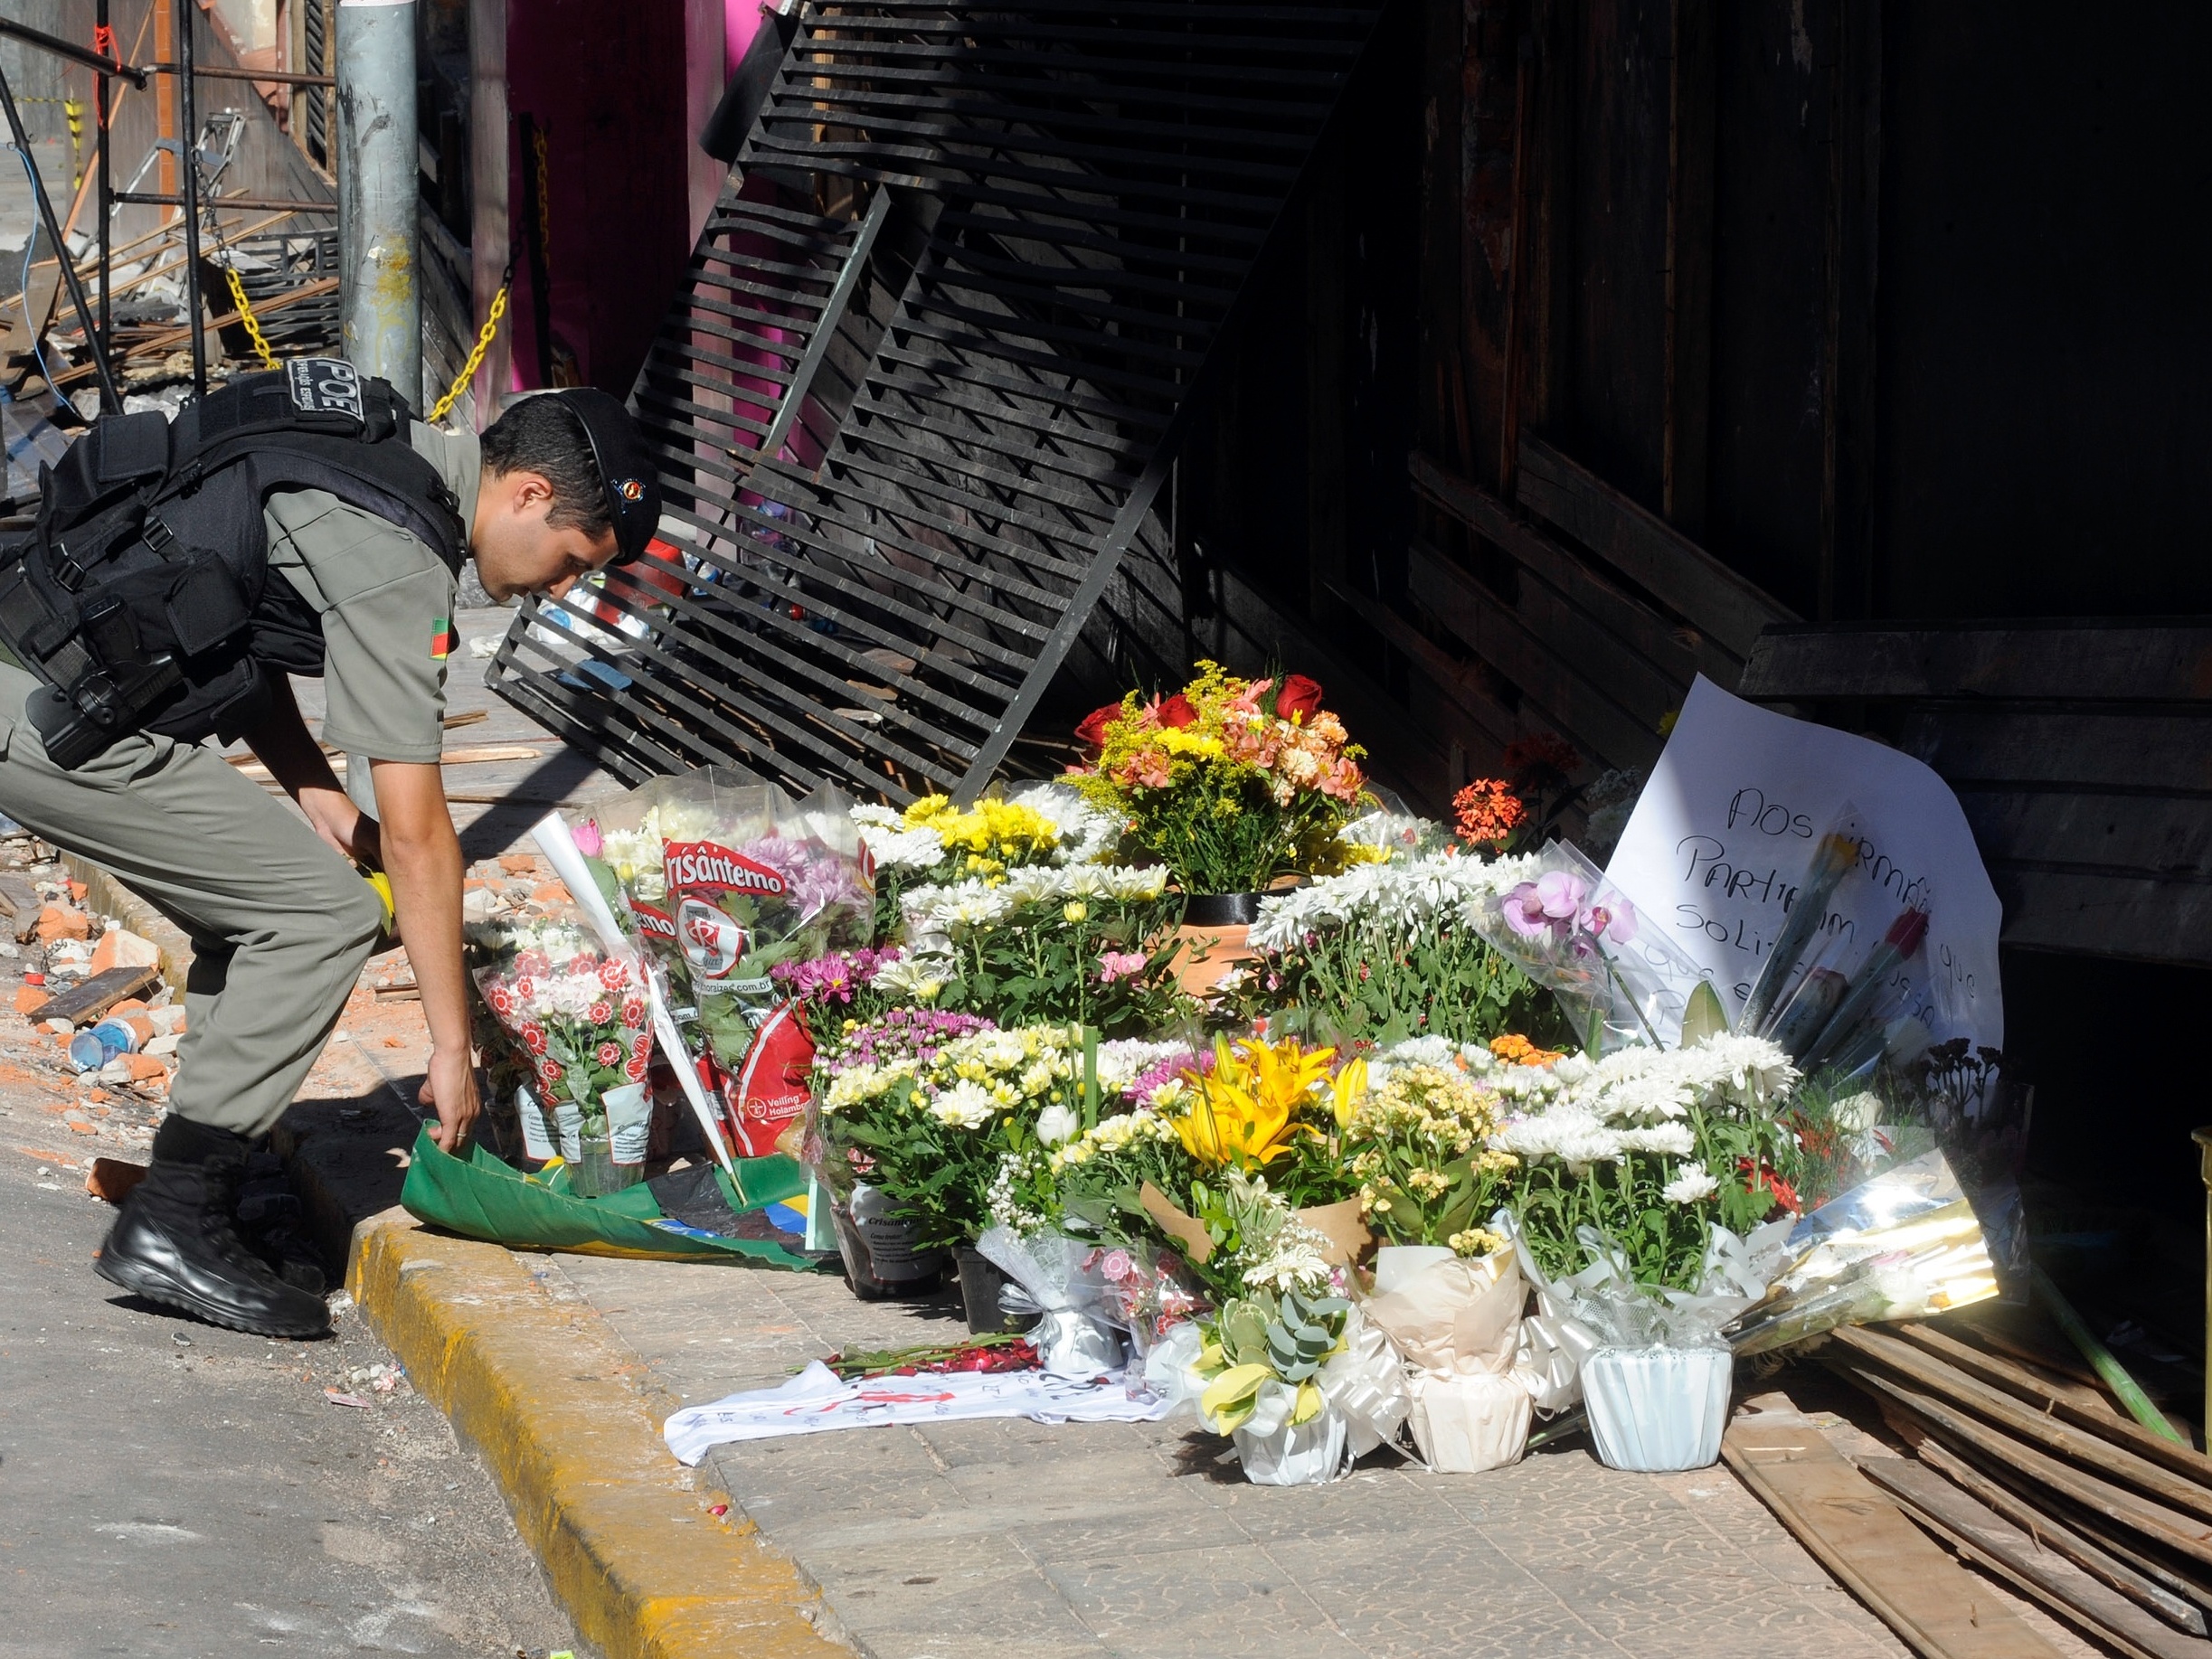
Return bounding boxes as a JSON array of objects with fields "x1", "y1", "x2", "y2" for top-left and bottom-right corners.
[
  {"x1": 1345, "y1": 1063, "x2": 1518, "y2": 1258},
  {"x1": 901, "y1": 795, "x2": 1062, "y2": 882}
]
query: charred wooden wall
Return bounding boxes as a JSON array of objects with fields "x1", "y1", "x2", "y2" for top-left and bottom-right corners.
[{"x1": 1177, "y1": 0, "x2": 2212, "y2": 819}]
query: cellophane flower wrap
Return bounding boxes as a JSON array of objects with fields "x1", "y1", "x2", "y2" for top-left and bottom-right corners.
[
  {"x1": 1726, "y1": 1147, "x2": 1999, "y2": 1356},
  {"x1": 1068, "y1": 663, "x2": 1369, "y2": 894},
  {"x1": 591, "y1": 770, "x2": 872, "y2": 1154},
  {"x1": 465, "y1": 917, "x2": 654, "y2": 1162},
  {"x1": 1473, "y1": 841, "x2": 1700, "y2": 1053}
]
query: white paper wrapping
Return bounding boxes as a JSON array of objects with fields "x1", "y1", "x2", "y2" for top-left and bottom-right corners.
[
  {"x1": 663, "y1": 1361, "x2": 1175, "y2": 1465},
  {"x1": 1580, "y1": 1345, "x2": 1732, "y2": 1471},
  {"x1": 1199, "y1": 1305, "x2": 1410, "y2": 1486},
  {"x1": 1365, "y1": 1253, "x2": 1534, "y2": 1473},
  {"x1": 1233, "y1": 1409, "x2": 1350, "y2": 1486}
]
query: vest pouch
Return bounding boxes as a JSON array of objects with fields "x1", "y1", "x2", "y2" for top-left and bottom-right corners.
[{"x1": 161, "y1": 553, "x2": 253, "y2": 659}]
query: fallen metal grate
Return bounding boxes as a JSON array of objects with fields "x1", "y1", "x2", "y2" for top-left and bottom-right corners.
[{"x1": 487, "y1": 0, "x2": 1385, "y2": 804}]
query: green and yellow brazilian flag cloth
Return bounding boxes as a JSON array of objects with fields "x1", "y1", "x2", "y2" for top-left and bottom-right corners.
[{"x1": 399, "y1": 1126, "x2": 817, "y2": 1266}]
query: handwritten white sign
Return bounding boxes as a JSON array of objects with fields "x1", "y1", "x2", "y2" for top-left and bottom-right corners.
[{"x1": 1603, "y1": 675, "x2": 2003, "y2": 1051}]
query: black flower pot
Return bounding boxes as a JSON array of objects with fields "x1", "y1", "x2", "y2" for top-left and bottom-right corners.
[
  {"x1": 955, "y1": 1246, "x2": 1040, "y2": 1334},
  {"x1": 1182, "y1": 891, "x2": 1263, "y2": 927},
  {"x1": 832, "y1": 1183, "x2": 950, "y2": 1300}
]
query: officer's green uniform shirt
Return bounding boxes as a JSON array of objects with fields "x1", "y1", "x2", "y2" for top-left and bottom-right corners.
[{"x1": 261, "y1": 422, "x2": 478, "y2": 763}]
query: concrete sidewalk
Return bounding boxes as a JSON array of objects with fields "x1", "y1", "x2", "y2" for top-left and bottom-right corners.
[{"x1": 295, "y1": 1139, "x2": 2102, "y2": 1659}]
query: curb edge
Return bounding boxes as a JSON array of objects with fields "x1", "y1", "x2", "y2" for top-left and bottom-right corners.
[{"x1": 347, "y1": 1216, "x2": 845, "y2": 1659}]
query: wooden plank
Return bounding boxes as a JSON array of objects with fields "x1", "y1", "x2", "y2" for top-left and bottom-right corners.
[
  {"x1": 40, "y1": 966, "x2": 162, "y2": 1029},
  {"x1": 1961, "y1": 788, "x2": 2212, "y2": 884},
  {"x1": 1405, "y1": 542, "x2": 1665, "y2": 771},
  {"x1": 1907, "y1": 1435, "x2": 2212, "y2": 1636},
  {"x1": 1990, "y1": 869, "x2": 2212, "y2": 970},
  {"x1": 1722, "y1": 1419, "x2": 2069, "y2": 1659},
  {"x1": 1304, "y1": 149, "x2": 1346, "y2": 619},
  {"x1": 1861, "y1": 1456, "x2": 2208, "y2": 1659},
  {"x1": 1410, "y1": 449, "x2": 1735, "y2": 687},
  {"x1": 1904, "y1": 708, "x2": 2212, "y2": 795},
  {"x1": 1321, "y1": 582, "x2": 1517, "y2": 757},
  {"x1": 1515, "y1": 433, "x2": 1795, "y2": 658},
  {"x1": 1662, "y1": 0, "x2": 1715, "y2": 533},
  {"x1": 1888, "y1": 1405, "x2": 2212, "y2": 1628},
  {"x1": 1213, "y1": 570, "x2": 1459, "y2": 813},
  {"x1": 1896, "y1": 1324, "x2": 2212, "y2": 1482},
  {"x1": 1739, "y1": 622, "x2": 2212, "y2": 703},
  {"x1": 1406, "y1": 533, "x2": 1687, "y2": 737},
  {"x1": 1832, "y1": 1328, "x2": 2212, "y2": 1523},
  {"x1": 0, "y1": 872, "x2": 42, "y2": 921},
  {"x1": 1829, "y1": 1362, "x2": 2212, "y2": 1569}
]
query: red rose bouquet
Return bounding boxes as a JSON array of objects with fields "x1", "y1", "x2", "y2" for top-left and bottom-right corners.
[{"x1": 1069, "y1": 663, "x2": 1366, "y2": 896}]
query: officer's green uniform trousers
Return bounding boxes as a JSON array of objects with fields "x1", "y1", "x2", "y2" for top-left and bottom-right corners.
[{"x1": 0, "y1": 663, "x2": 385, "y2": 1138}]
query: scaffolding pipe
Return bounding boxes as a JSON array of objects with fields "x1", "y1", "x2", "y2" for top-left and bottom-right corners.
[
  {"x1": 176, "y1": 0, "x2": 206, "y2": 399},
  {"x1": 336, "y1": 0, "x2": 419, "y2": 404}
]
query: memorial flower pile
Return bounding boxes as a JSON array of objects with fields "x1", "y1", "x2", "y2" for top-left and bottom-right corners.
[
  {"x1": 501, "y1": 664, "x2": 2008, "y2": 1491},
  {"x1": 1069, "y1": 663, "x2": 1368, "y2": 894}
]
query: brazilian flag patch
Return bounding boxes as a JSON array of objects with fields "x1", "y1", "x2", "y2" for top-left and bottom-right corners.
[{"x1": 430, "y1": 617, "x2": 455, "y2": 660}]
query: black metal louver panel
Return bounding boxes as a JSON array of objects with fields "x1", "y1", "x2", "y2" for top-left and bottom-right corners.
[{"x1": 487, "y1": 0, "x2": 1384, "y2": 804}]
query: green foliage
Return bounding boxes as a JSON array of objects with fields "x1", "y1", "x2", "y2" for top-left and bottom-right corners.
[
  {"x1": 1214, "y1": 1287, "x2": 1350, "y2": 1383},
  {"x1": 1225, "y1": 919, "x2": 1572, "y2": 1051},
  {"x1": 1680, "y1": 980, "x2": 1730, "y2": 1048},
  {"x1": 933, "y1": 891, "x2": 1191, "y2": 1037},
  {"x1": 1106, "y1": 767, "x2": 1347, "y2": 896},
  {"x1": 1510, "y1": 1107, "x2": 1806, "y2": 1293},
  {"x1": 836, "y1": 1081, "x2": 1052, "y2": 1250}
]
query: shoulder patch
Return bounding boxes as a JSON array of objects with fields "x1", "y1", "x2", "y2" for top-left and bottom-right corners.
[
  {"x1": 430, "y1": 617, "x2": 455, "y2": 660},
  {"x1": 285, "y1": 357, "x2": 365, "y2": 420}
]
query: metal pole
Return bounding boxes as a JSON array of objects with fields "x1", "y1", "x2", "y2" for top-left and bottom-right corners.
[
  {"x1": 2195, "y1": 1127, "x2": 2212, "y2": 1447},
  {"x1": 175, "y1": 0, "x2": 205, "y2": 399},
  {"x1": 96, "y1": 0, "x2": 112, "y2": 382},
  {"x1": 0, "y1": 61, "x2": 123, "y2": 411},
  {"x1": 336, "y1": 0, "x2": 420, "y2": 402}
]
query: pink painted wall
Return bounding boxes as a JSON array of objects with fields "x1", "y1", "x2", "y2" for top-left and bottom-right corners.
[
  {"x1": 506, "y1": 0, "x2": 727, "y2": 398},
  {"x1": 725, "y1": 0, "x2": 774, "y2": 71}
]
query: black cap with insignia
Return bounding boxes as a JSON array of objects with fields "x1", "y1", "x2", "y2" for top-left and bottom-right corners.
[{"x1": 551, "y1": 387, "x2": 662, "y2": 562}]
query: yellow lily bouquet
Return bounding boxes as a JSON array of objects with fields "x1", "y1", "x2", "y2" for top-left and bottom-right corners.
[{"x1": 1121, "y1": 1035, "x2": 1411, "y2": 1484}]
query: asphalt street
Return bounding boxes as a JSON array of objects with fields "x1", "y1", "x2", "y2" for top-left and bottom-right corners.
[{"x1": 0, "y1": 1155, "x2": 579, "y2": 1658}]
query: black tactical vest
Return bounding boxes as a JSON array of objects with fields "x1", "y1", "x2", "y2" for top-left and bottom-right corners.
[{"x1": 0, "y1": 361, "x2": 466, "y2": 768}]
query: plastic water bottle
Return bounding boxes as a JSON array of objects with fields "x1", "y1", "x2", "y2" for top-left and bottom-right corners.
[{"x1": 67, "y1": 1018, "x2": 138, "y2": 1074}]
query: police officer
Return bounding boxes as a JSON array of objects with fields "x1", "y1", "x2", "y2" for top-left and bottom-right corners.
[{"x1": 0, "y1": 385, "x2": 659, "y2": 1339}]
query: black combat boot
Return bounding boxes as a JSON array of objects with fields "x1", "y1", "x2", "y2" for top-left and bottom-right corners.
[{"x1": 95, "y1": 1115, "x2": 332, "y2": 1339}]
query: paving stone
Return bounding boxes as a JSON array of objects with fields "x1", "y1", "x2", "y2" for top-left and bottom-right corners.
[{"x1": 541, "y1": 1249, "x2": 2130, "y2": 1659}]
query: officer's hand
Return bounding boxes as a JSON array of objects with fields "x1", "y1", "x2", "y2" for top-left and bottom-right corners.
[
  {"x1": 300, "y1": 786, "x2": 382, "y2": 871},
  {"x1": 420, "y1": 1045, "x2": 480, "y2": 1154}
]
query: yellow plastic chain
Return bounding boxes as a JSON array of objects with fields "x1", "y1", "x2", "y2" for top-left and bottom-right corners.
[
  {"x1": 427, "y1": 272, "x2": 510, "y2": 423},
  {"x1": 427, "y1": 125, "x2": 548, "y2": 425},
  {"x1": 222, "y1": 262, "x2": 279, "y2": 372}
]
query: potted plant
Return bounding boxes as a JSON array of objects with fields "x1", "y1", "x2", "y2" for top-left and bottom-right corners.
[
  {"x1": 1497, "y1": 1034, "x2": 1805, "y2": 1471},
  {"x1": 1339, "y1": 1056, "x2": 1540, "y2": 1472}
]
